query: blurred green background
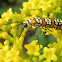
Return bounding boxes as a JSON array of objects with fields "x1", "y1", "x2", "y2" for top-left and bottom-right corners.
[
  {"x1": 0, "y1": 0, "x2": 57, "y2": 46},
  {"x1": 0, "y1": 0, "x2": 28, "y2": 16}
]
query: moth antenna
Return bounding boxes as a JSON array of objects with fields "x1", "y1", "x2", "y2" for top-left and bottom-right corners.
[
  {"x1": 0, "y1": 22, "x2": 21, "y2": 26},
  {"x1": 21, "y1": 27, "x2": 24, "y2": 34}
]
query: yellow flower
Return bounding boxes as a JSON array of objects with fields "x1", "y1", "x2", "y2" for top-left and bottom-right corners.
[
  {"x1": 11, "y1": 23, "x2": 17, "y2": 28},
  {"x1": 47, "y1": 43, "x2": 54, "y2": 48},
  {"x1": 4, "y1": 40, "x2": 10, "y2": 46},
  {"x1": 10, "y1": 28, "x2": 18, "y2": 37},
  {"x1": 31, "y1": 10, "x2": 42, "y2": 16},
  {"x1": 32, "y1": 0, "x2": 39, "y2": 5},
  {"x1": 24, "y1": 40, "x2": 43, "y2": 56},
  {"x1": 11, "y1": 12, "x2": 23, "y2": 22},
  {"x1": 4, "y1": 51, "x2": 13, "y2": 62},
  {"x1": 42, "y1": 15, "x2": 47, "y2": 18},
  {"x1": 43, "y1": 60, "x2": 47, "y2": 62},
  {"x1": 52, "y1": 30, "x2": 59, "y2": 38},
  {"x1": 56, "y1": 7, "x2": 61, "y2": 13},
  {"x1": 57, "y1": 38, "x2": 62, "y2": 48},
  {"x1": 60, "y1": 50, "x2": 62, "y2": 56},
  {"x1": 1, "y1": 8, "x2": 13, "y2": 22},
  {"x1": 43, "y1": 47, "x2": 57, "y2": 61},
  {"x1": 24, "y1": 59, "x2": 31, "y2": 62},
  {"x1": 0, "y1": 18, "x2": 4, "y2": 25},
  {"x1": 0, "y1": 43, "x2": 3, "y2": 48},
  {"x1": 0, "y1": 49, "x2": 4, "y2": 62},
  {"x1": 0, "y1": 33, "x2": 2, "y2": 38},
  {"x1": 1, "y1": 24, "x2": 11, "y2": 31},
  {"x1": 4, "y1": 45, "x2": 20, "y2": 62},
  {"x1": 49, "y1": 13, "x2": 54, "y2": 18},
  {"x1": 0, "y1": 0, "x2": 62, "y2": 62},
  {"x1": 15, "y1": 38, "x2": 23, "y2": 51},
  {"x1": 35, "y1": 10, "x2": 41, "y2": 16},
  {"x1": 3, "y1": 45, "x2": 10, "y2": 52},
  {"x1": 30, "y1": 10, "x2": 35, "y2": 15},
  {"x1": 24, "y1": 16, "x2": 31, "y2": 21},
  {"x1": 13, "y1": 56, "x2": 24, "y2": 62},
  {"x1": 23, "y1": 2, "x2": 28, "y2": 8},
  {"x1": 11, "y1": 45, "x2": 19, "y2": 54},
  {"x1": 32, "y1": 57, "x2": 39, "y2": 62},
  {"x1": 39, "y1": 55, "x2": 44, "y2": 61},
  {"x1": 47, "y1": 42, "x2": 60, "y2": 49},
  {"x1": 22, "y1": 7, "x2": 30, "y2": 14},
  {"x1": 19, "y1": 36, "x2": 24, "y2": 42},
  {"x1": 20, "y1": 29, "x2": 28, "y2": 37},
  {"x1": 2, "y1": 32, "x2": 10, "y2": 39}
]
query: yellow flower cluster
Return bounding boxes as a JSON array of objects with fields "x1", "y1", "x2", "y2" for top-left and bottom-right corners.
[
  {"x1": 0, "y1": 43, "x2": 24, "y2": 62},
  {"x1": 0, "y1": 8, "x2": 28, "y2": 62},
  {"x1": 0, "y1": 0, "x2": 62, "y2": 62},
  {"x1": 22, "y1": 0, "x2": 62, "y2": 18},
  {"x1": 39, "y1": 47, "x2": 57, "y2": 62},
  {"x1": 25, "y1": 40, "x2": 43, "y2": 56}
]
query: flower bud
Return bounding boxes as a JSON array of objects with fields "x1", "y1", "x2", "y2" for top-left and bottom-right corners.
[
  {"x1": 4, "y1": 40, "x2": 10, "y2": 46},
  {"x1": 2, "y1": 32, "x2": 9, "y2": 39},
  {"x1": 0, "y1": 18, "x2": 4, "y2": 25},
  {"x1": 11, "y1": 23, "x2": 17, "y2": 28}
]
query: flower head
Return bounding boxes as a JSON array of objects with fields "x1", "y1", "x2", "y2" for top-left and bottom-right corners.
[
  {"x1": 25, "y1": 40, "x2": 43, "y2": 56},
  {"x1": 43, "y1": 47, "x2": 57, "y2": 62},
  {"x1": 1, "y1": 8, "x2": 13, "y2": 22}
]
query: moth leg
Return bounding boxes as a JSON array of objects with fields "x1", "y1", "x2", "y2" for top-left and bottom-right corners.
[
  {"x1": 26, "y1": 27, "x2": 40, "y2": 48},
  {"x1": 21, "y1": 27, "x2": 40, "y2": 48}
]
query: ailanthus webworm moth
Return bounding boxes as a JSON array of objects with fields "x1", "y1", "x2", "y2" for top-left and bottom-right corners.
[
  {"x1": 22, "y1": 17, "x2": 62, "y2": 48},
  {"x1": 22, "y1": 17, "x2": 62, "y2": 30},
  {"x1": 0, "y1": 17, "x2": 62, "y2": 48},
  {"x1": 0, "y1": 17, "x2": 62, "y2": 30}
]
